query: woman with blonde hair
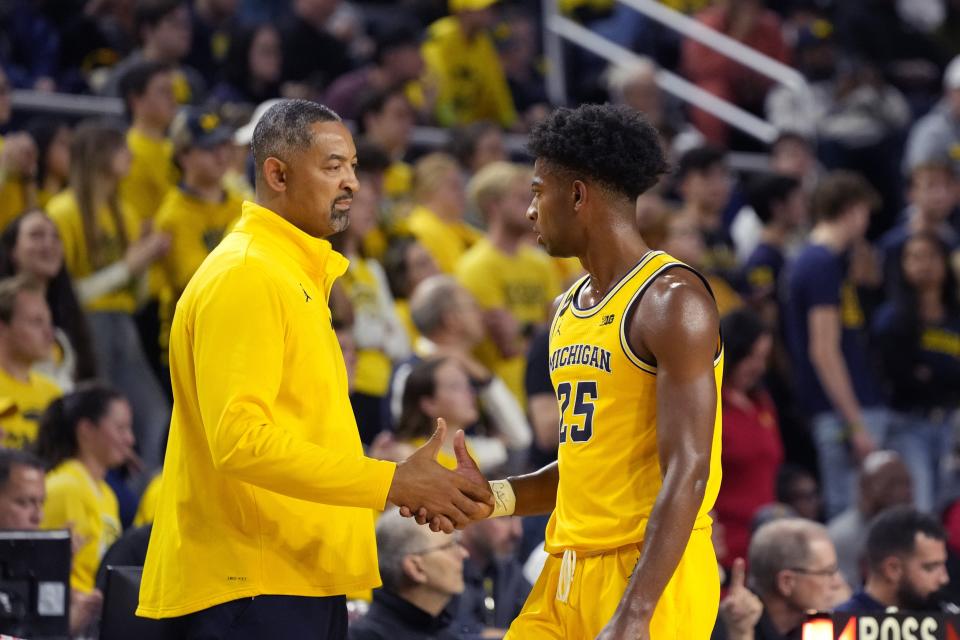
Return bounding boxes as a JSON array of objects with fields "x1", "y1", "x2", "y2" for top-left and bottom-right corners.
[{"x1": 46, "y1": 120, "x2": 170, "y2": 472}]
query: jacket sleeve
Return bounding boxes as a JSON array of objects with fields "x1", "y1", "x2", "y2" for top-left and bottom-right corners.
[{"x1": 192, "y1": 263, "x2": 396, "y2": 510}]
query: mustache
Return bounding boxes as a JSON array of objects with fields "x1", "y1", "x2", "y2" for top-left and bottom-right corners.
[{"x1": 334, "y1": 190, "x2": 354, "y2": 204}]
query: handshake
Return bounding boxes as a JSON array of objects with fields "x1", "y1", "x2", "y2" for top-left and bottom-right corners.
[{"x1": 386, "y1": 418, "x2": 497, "y2": 533}]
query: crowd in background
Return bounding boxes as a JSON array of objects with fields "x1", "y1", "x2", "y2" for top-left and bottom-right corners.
[{"x1": 0, "y1": 0, "x2": 959, "y2": 637}]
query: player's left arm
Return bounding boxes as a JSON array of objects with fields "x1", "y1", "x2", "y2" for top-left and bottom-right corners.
[{"x1": 598, "y1": 269, "x2": 719, "y2": 639}]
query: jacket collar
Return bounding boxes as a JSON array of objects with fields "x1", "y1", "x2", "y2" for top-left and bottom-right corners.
[
  {"x1": 370, "y1": 589, "x2": 452, "y2": 632},
  {"x1": 234, "y1": 200, "x2": 349, "y2": 285}
]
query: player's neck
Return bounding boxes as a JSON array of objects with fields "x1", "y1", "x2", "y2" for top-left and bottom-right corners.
[{"x1": 580, "y1": 225, "x2": 650, "y2": 298}]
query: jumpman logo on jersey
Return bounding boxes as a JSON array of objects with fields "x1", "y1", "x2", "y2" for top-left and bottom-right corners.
[{"x1": 299, "y1": 283, "x2": 312, "y2": 303}]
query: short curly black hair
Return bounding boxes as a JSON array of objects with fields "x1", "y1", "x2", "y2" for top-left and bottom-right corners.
[{"x1": 527, "y1": 104, "x2": 668, "y2": 201}]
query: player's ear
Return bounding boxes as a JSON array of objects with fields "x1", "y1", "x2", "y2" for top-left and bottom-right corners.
[{"x1": 572, "y1": 180, "x2": 586, "y2": 210}]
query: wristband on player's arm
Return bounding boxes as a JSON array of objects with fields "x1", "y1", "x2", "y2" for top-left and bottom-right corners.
[{"x1": 489, "y1": 479, "x2": 516, "y2": 518}]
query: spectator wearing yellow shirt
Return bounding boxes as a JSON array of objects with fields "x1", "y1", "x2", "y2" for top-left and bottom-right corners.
[
  {"x1": 457, "y1": 162, "x2": 561, "y2": 405},
  {"x1": 47, "y1": 122, "x2": 171, "y2": 472},
  {"x1": 1, "y1": 210, "x2": 99, "y2": 384},
  {"x1": 36, "y1": 383, "x2": 133, "y2": 594},
  {"x1": 331, "y1": 146, "x2": 411, "y2": 444},
  {"x1": 25, "y1": 118, "x2": 71, "y2": 208},
  {"x1": 154, "y1": 107, "x2": 242, "y2": 370},
  {"x1": 0, "y1": 276, "x2": 62, "y2": 450},
  {"x1": 422, "y1": 0, "x2": 517, "y2": 128},
  {"x1": 117, "y1": 61, "x2": 178, "y2": 225},
  {"x1": 0, "y1": 66, "x2": 38, "y2": 230},
  {"x1": 406, "y1": 153, "x2": 483, "y2": 274}
]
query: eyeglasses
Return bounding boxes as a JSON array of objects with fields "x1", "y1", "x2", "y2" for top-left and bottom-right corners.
[
  {"x1": 410, "y1": 538, "x2": 464, "y2": 556},
  {"x1": 788, "y1": 565, "x2": 839, "y2": 577}
]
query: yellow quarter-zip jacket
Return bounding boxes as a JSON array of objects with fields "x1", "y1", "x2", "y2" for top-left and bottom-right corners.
[{"x1": 138, "y1": 201, "x2": 397, "y2": 619}]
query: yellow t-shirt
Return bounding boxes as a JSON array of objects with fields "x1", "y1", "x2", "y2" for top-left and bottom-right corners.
[
  {"x1": 422, "y1": 16, "x2": 517, "y2": 128},
  {"x1": 37, "y1": 186, "x2": 63, "y2": 208},
  {"x1": 119, "y1": 129, "x2": 176, "y2": 224},
  {"x1": 153, "y1": 187, "x2": 242, "y2": 357},
  {"x1": 384, "y1": 161, "x2": 413, "y2": 200},
  {"x1": 154, "y1": 187, "x2": 242, "y2": 295},
  {"x1": 339, "y1": 258, "x2": 393, "y2": 397},
  {"x1": 133, "y1": 472, "x2": 163, "y2": 527},
  {"x1": 405, "y1": 205, "x2": 483, "y2": 274},
  {"x1": 456, "y1": 239, "x2": 561, "y2": 404},
  {"x1": 0, "y1": 368, "x2": 61, "y2": 450},
  {"x1": 138, "y1": 201, "x2": 396, "y2": 619},
  {"x1": 0, "y1": 135, "x2": 30, "y2": 230},
  {"x1": 395, "y1": 300, "x2": 421, "y2": 346},
  {"x1": 47, "y1": 190, "x2": 140, "y2": 313},
  {"x1": 42, "y1": 459, "x2": 121, "y2": 593},
  {"x1": 545, "y1": 251, "x2": 723, "y2": 553}
]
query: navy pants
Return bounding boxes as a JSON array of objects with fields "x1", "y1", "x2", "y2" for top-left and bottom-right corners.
[{"x1": 164, "y1": 595, "x2": 347, "y2": 639}]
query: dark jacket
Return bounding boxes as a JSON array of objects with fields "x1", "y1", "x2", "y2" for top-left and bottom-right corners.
[{"x1": 348, "y1": 590, "x2": 460, "y2": 640}]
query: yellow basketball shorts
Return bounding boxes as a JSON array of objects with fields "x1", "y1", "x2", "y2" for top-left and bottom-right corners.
[{"x1": 505, "y1": 527, "x2": 719, "y2": 639}]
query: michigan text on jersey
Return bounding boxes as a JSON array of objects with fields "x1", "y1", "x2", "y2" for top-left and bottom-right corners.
[{"x1": 548, "y1": 343, "x2": 613, "y2": 374}]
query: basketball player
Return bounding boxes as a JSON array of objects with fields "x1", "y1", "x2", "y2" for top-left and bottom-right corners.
[{"x1": 407, "y1": 103, "x2": 723, "y2": 639}]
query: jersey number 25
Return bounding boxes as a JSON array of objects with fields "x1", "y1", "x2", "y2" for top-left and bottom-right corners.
[{"x1": 557, "y1": 381, "x2": 597, "y2": 443}]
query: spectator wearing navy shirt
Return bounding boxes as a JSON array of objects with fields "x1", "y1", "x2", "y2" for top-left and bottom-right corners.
[
  {"x1": 741, "y1": 174, "x2": 806, "y2": 305},
  {"x1": 872, "y1": 232, "x2": 960, "y2": 511},
  {"x1": 783, "y1": 171, "x2": 887, "y2": 519},
  {"x1": 835, "y1": 506, "x2": 949, "y2": 614}
]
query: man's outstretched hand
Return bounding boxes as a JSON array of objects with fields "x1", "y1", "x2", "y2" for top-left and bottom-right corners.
[
  {"x1": 388, "y1": 418, "x2": 493, "y2": 533},
  {"x1": 397, "y1": 419, "x2": 492, "y2": 531}
]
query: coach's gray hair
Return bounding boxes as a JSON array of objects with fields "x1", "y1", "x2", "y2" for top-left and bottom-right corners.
[
  {"x1": 409, "y1": 275, "x2": 462, "y2": 337},
  {"x1": 251, "y1": 99, "x2": 341, "y2": 183},
  {"x1": 376, "y1": 510, "x2": 429, "y2": 593},
  {"x1": 748, "y1": 518, "x2": 828, "y2": 597}
]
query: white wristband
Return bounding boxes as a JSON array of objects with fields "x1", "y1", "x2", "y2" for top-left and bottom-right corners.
[{"x1": 489, "y1": 479, "x2": 516, "y2": 518}]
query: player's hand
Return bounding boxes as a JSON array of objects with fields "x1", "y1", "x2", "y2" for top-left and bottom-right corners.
[
  {"x1": 718, "y1": 558, "x2": 762, "y2": 640},
  {"x1": 594, "y1": 611, "x2": 650, "y2": 640},
  {"x1": 405, "y1": 427, "x2": 493, "y2": 532},
  {"x1": 388, "y1": 418, "x2": 493, "y2": 533}
]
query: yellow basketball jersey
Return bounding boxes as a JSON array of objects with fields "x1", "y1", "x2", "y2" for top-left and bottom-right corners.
[{"x1": 544, "y1": 251, "x2": 723, "y2": 554}]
